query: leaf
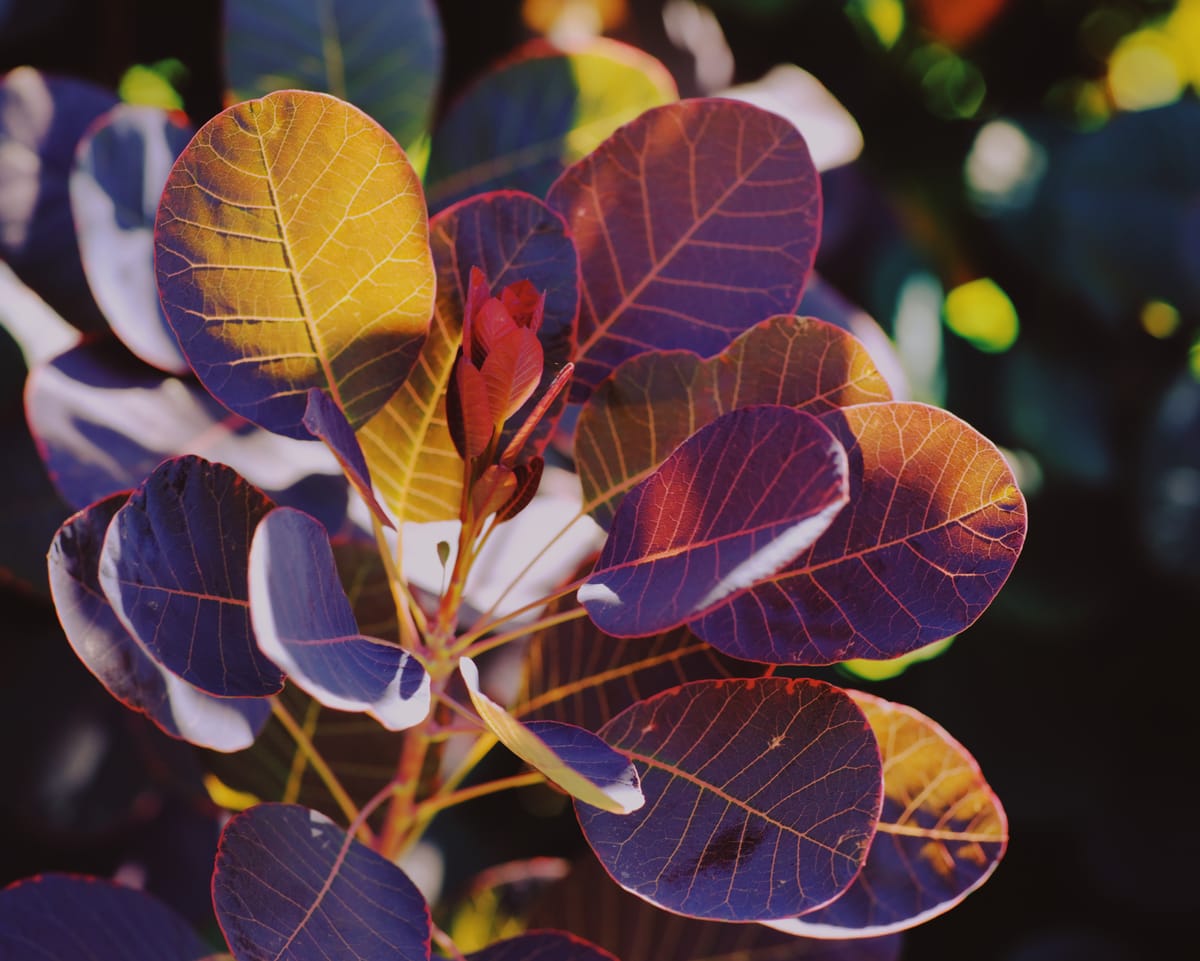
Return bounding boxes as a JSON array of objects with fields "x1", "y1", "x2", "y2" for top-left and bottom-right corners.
[
  {"x1": 302, "y1": 387, "x2": 393, "y2": 528},
  {"x1": 0, "y1": 874, "x2": 212, "y2": 961},
  {"x1": 223, "y1": 0, "x2": 443, "y2": 160},
  {"x1": 69, "y1": 102, "x2": 194, "y2": 373},
  {"x1": 576, "y1": 677, "x2": 883, "y2": 922},
  {"x1": 98, "y1": 455, "x2": 283, "y2": 697},
  {"x1": 546, "y1": 98, "x2": 821, "y2": 402},
  {"x1": 250, "y1": 507, "x2": 430, "y2": 730},
  {"x1": 764, "y1": 691, "x2": 1007, "y2": 938},
  {"x1": 426, "y1": 36, "x2": 677, "y2": 213},
  {"x1": 459, "y1": 657, "x2": 643, "y2": 814},
  {"x1": 576, "y1": 314, "x2": 892, "y2": 529},
  {"x1": 212, "y1": 803, "x2": 432, "y2": 961},
  {"x1": 466, "y1": 930, "x2": 621, "y2": 961},
  {"x1": 690, "y1": 402, "x2": 1028, "y2": 665},
  {"x1": 26, "y1": 338, "x2": 348, "y2": 521},
  {"x1": 0, "y1": 66, "x2": 118, "y2": 330},
  {"x1": 358, "y1": 190, "x2": 577, "y2": 522},
  {"x1": 154, "y1": 89, "x2": 434, "y2": 439},
  {"x1": 49, "y1": 492, "x2": 270, "y2": 752},
  {"x1": 579, "y1": 406, "x2": 849, "y2": 637},
  {"x1": 530, "y1": 855, "x2": 903, "y2": 961}
]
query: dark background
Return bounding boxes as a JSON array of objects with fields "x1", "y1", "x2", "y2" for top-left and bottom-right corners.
[{"x1": 2, "y1": 1, "x2": 1198, "y2": 958}]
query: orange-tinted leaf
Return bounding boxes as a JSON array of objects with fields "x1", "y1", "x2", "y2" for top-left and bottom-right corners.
[
  {"x1": 765, "y1": 691, "x2": 1007, "y2": 937},
  {"x1": 576, "y1": 314, "x2": 893, "y2": 528},
  {"x1": 155, "y1": 90, "x2": 434, "y2": 439},
  {"x1": 691, "y1": 402, "x2": 1027, "y2": 664}
]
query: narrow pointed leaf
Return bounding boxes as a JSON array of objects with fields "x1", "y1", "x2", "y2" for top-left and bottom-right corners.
[
  {"x1": 250, "y1": 507, "x2": 430, "y2": 730},
  {"x1": 358, "y1": 191, "x2": 577, "y2": 522},
  {"x1": 579, "y1": 406, "x2": 848, "y2": 637},
  {"x1": 577, "y1": 677, "x2": 883, "y2": 921},
  {"x1": 426, "y1": 36, "x2": 676, "y2": 212},
  {"x1": 26, "y1": 338, "x2": 346, "y2": 517},
  {"x1": 49, "y1": 492, "x2": 270, "y2": 752},
  {"x1": 224, "y1": 0, "x2": 443, "y2": 159},
  {"x1": 70, "y1": 103, "x2": 194, "y2": 373},
  {"x1": 0, "y1": 874, "x2": 211, "y2": 961},
  {"x1": 764, "y1": 691, "x2": 1007, "y2": 938},
  {"x1": 213, "y1": 803, "x2": 432, "y2": 961},
  {"x1": 302, "y1": 387, "x2": 393, "y2": 528},
  {"x1": 155, "y1": 89, "x2": 434, "y2": 438},
  {"x1": 98, "y1": 455, "x2": 283, "y2": 697},
  {"x1": 467, "y1": 930, "x2": 621, "y2": 961},
  {"x1": 530, "y1": 855, "x2": 903, "y2": 961},
  {"x1": 691, "y1": 402, "x2": 1028, "y2": 664},
  {"x1": 576, "y1": 314, "x2": 893, "y2": 528},
  {"x1": 0, "y1": 67, "x2": 118, "y2": 330},
  {"x1": 547, "y1": 98, "x2": 821, "y2": 401},
  {"x1": 460, "y1": 657, "x2": 643, "y2": 814}
]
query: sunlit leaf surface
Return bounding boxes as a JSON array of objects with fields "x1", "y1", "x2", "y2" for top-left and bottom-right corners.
[
  {"x1": 692, "y1": 402, "x2": 1027, "y2": 664},
  {"x1": 530, "y1": 855, "x2": 903, "y2": 961},
  {"x1": 26, "y1": 338, "x2": 347, "y2": 524},
  {"x1": 213, "y1": 803, "x2": 432, "y2": 961},
  {"x1": 576, "y1": 314, "x2": 892, "y2": 528},
  {"x1": 250, "y1": 507, "x2": 430, "y2": 730},
  {"x1": 466, "y1": 930, "x2": 620, "y2": 961},
  {"x1": 547, "y1": 98, "x2": 821, "y2": 401},
  {"x1": 765, "y1": 691, "x2": 1007, "y2": 938},
  {"x1": 577, "y1": 677, "x2": 882, "y2": 921},
  {"x1": 0, "y1": 67, "x2": 118, "y2": 330},
  {"x1": 359, "y1": 191, "x2": 576, "y2": 522},
  {"x1": 224, "y1": 0, "x2": 442, "y2": 161},
  {"x1": 98, "y1": 455, "x2": 283, "y2": 697},
  {"x1": 426, "y1": 36, "x2": 676, "y2": 213},
  {"x1": 49, "y1": 492, "x2": 270, "y2": 752},
  {"x1": 69, "y1": 103, "x2": 194, "y2": 373},
  {"x1": 580, "y1": 406, "x2": 848, "y2": 637},
  {"x1": 302, "y1": 387, "x2": 393, "y2": 528},
  {"x1": 460, "y1": 657, "x2": 642, "y2": 814},
  {"x1": 0, "y1": 874, "x2": 211, "y2": 961},
  {"x1": 155, "y1": 90, "x2": 434, "y2": 438}
]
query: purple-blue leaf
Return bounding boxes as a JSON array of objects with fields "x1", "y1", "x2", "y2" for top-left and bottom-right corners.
[
  {"x1": 213, "y1": 802, "x2": 432, "y2": 961},
  {"x1": 578, "y1": 406, "x2": 848, "y2": 637},
  {"x1": 302, "y1": 387, "x2": 393, "y2": 529},
  {"x1": 249, "y1": 507, "x2": 430, "y2": 730},
  {"x1": 0, "y1": 873, "x2": 211, "y2": 960},
  {"x1": 466, "y1": 930, "x2": 621, "y2": 961},
  {"x1": 98, "y1": 454, "x2": 283, "y2": 697},
  {"x1": 49, "y1": 492, "x2": 270, "y2": 751}
]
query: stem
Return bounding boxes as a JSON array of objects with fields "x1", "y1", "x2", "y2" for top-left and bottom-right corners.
[
  {"x1": 270, "y1": 696, "x2": 371, "y2": 845},
  {"x1": 378, "y1": 721, "x2": 433, "y2": 860},
  {"x1": 456, "y1": 603, "x2": 589, "y2": 660},
  {"x1": 281, "y1": 696, "x2": 322, "y2": 804},
  {"x1": 372, "y1": 513, "x2": 426, "y2": 650},
  {"x1": 413, "y1": 770, "x2": 545, "y2": 821},
  {"x1": 453, "y1": 573, "x2": 590, "y2": 651},
  {"x1": 431, "y1": 924, "x2": 467, "y2": 960}
]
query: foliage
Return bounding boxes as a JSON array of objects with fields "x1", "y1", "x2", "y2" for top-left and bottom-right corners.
[{"x1": 0, "y1": 3, "x2": 1029, "y2": 959}]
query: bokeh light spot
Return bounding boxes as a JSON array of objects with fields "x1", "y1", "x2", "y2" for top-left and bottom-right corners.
[
  {"x1": 1141, "y1": 299, "x2": 1180, "y2": 339},
  {"x1": 944, "y1": 277, "x2": 1019, "y2": 352},
  {"x1": 1109, "y1": 28, "x2": 1184, "y2": 111},
  {"x1": 118, "y1": 59, "x2": 186, "y2": 111}
]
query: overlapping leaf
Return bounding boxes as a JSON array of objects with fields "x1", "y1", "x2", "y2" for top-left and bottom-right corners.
[
  {"x1": 250, "y1": 507, "x2": 430, "y2": 730},
  {"x1": 426, "y1": 36, "x2": 676, "y2": 213},
  {"x1": 577, "y1": 677, "x2": 883, "y2": 921},
  {"x1": 576, "y1": 314, "x2": 892, "y2": 529},
  {"x1": 530, "y1": 855, "x2": 903, "y2": 961},
  {"x1": 224, "y1": 0, "x2": 443, "y2": 161},
  {"x1": 460, "y1": 657, "x2": 642, "y2": 814},
  {"x1": 579, "y1": 406, "x2": 849, "y2": 637},
  {"x1": 358, "y1": 191, "x2": 577, "y2": 522},
  {"x1": 49, "y1": 492, "x2": 270, "y2": 752},
  {"x1": 765, "y1": 691, "x2": 1007, "y2": 938},
  {"x1": 155, "y1": 89, "x2": 434, "y2": 438},
  {"x1": 25, "y1": 338, "x2": 348, "y2": 526},
  {"x1": 98, "y1": 455, "x2": 283, "y2": 697},
  {"x1": 691, "y1": 402, "x2": 1027, "y2": 664},
  {"x1": 467, "y1": 930, "x2": 621, "y2": 961},
  {"x1": 0, "y1": 874, "x2": 212, "y2": 961},
  {"x1": 213, "y1": 803, "x2": 432, "y2": 961},
  {"x1": 70, "y1": 103, "x2": 194, "y2": 373},
  {"x1": 546, "y1": 98, "x2": 821, "y2": 401},
  {"x1": 302, "y1": 387, "x2": 392, "y2": 528},
  {"x1": 0, "y1": 67, "x2": 118, "y2": 330}
]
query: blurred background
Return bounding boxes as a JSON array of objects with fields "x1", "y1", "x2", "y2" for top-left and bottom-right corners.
[{"x1": 2, "y1": 1, "x2": 1198, "y2": 958}]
